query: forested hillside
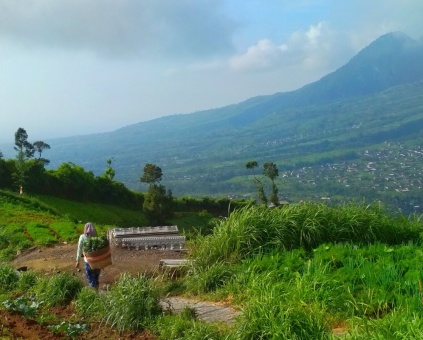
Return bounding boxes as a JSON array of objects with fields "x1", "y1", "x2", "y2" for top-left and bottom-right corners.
[{"x1": 1, "y1": 32, "x2": 422, "y2": 214}]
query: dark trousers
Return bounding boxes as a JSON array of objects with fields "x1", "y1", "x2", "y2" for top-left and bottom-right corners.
[{"x1": 84, "y1": 262, "x2": 100, "y2": 287}]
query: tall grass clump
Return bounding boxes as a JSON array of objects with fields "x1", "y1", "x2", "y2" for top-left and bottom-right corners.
[
  {"x1": 228, "y1": 279, "x2": 329, "y2": 340},
  {"x1": 0, "y1": 264, "x2": 19, "y2": 292},
  {"x1": 17, "y1": 271, "x2": 39, "y2": 292},
  {"x1": 101, "y1": 273, "x2": 162, "y2": 332},
  {"x1": 190, "y1": 202, "x2": 423, "y2": 272},
  {"x1": 33, "y1": 272, "x2": 83, "y2": 306},
  {"x1": 75, "y1": 286, "x2": 105, "y2": 319},
  {"x1": 185, "y1": 261, "x2": 235, "y2": 295}
]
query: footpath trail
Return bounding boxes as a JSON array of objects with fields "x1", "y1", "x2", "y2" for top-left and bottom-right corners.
[
  {"x1": 11, "y1": 243, "x2": 241, "y2": 326},
  {"x1": 160, "y1": 297, "x2": 240, "y2": 324}
]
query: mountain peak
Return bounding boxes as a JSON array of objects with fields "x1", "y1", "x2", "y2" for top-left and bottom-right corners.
[{"x1": 352, "y1": 31, "x2": 418, "y2": 63}]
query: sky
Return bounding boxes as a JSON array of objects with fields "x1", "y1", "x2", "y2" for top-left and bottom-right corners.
[{"x1": 0, "y1": 0, "x2": 422, "y2": 143}]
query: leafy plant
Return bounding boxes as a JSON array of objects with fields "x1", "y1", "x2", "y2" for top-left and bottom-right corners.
[
  {"x1": 48, "y1": 321, "x2": 90, "y2": 338},
  {"x1": 2, "y1": 296, "x2": 42, "y2": 318},
  {"x1": 83, "y1": 235, "x2": 109, "y2": 253}
]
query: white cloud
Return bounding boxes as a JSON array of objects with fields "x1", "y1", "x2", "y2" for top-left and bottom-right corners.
[
  {"x1": 229, "y1": 39, "x2": 288, "y2": 71},
  {"x1": 229, "y1": 22, "x2": 338, "y2": 72}
]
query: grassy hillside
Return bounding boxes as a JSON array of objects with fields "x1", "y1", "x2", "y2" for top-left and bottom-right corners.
[
  {"x1": 0, "y1": 190, "x2": 215, "y2": 262},
  {"x1": 2, "y1": 200, "x2": 423, "y2": 338}
]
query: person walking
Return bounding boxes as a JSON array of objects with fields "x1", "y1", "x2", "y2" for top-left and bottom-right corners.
[{"x1": 75, "y1": 222, "x2": 101, "y2": 290}]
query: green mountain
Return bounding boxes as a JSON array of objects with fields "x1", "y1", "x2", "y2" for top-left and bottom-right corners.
[{"x1": 3, "y1": 32, "x2": 423, "y2": 213}]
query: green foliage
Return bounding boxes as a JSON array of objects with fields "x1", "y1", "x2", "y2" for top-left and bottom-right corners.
[
  {"x1": 190, "y1": 202, "x2": 423, "y2": 271},
  {"x1": 141, "y1": 163, "x2": 163, "y2": 184},
  {"x1": 33, "y1": 272, "x2": 83, "y2": 307},
  {"x1": 37, "y1": 194, "x2": 148, "y2": 226},
  {"x1": 74, "y1": 286, "x2": 105, "y2": 318},
  {"x1": 0, "y1": 265, "x2": 19, "y2": 292},
  {"x1": 186, "y1": 261, "x2": 234, "y2": 295},
  {"x1": 2, "y1": 296, "x2": 42, "y2": 318},
  {"x1": 83, "y1": 235, "x2": 109, "y2": 253},
  {"x1": 100, "y1": 273, "x2": 162, "y2": 331},
  {"x1": 48, "y1": 321, "x2": 90, "y2": 338},
  {"x1": 143, "y1": 184, "x2": 174, "y2": 225}
]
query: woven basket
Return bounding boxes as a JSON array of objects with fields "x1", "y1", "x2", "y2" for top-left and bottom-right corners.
[{"x1": 85, "y1": 245, "x2": 112, "y2": 269}]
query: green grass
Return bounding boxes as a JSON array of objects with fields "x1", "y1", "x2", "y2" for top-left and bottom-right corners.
[
  {"x1": 32, "y1": 272, "x2": 83, "y2": 307},
  {"x1": 25, "y1": 222, "x2": 58, "y2": 246},
  {"x1": 0, "y1": 190, "x2": 153, "y2": 261},
  {"x1": 37, "y1": 194, "x2": 148, "y2": 226},
  {"x1": 4, "y1": 189, "x2": 423, "y2": 338},
  {"x1": 170, "y1": 211, "x2": 216, "y2": 239},
  {"x1": 49, "y1": 221, "x2": 80, "y2": 242}
]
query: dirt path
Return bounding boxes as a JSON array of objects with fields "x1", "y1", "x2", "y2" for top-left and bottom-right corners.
[
  {"x1": 12, "y1": 242, "x2": 185, "y2": 286},
  {"x1": 7, "y1": 242, "x2": 240, "y2": 338}
]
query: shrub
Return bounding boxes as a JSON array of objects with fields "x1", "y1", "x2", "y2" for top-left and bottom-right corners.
[
  {"x1": 101, "y1": 273, "x2": 162, "y2": 331},
  {"x1": 33, "y1": 272, "x2": 83, "y2": 306}
]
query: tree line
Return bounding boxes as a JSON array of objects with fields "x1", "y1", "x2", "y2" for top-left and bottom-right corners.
[{"x1": 0, "y1": 128, "x2": 249, "y2": 225}]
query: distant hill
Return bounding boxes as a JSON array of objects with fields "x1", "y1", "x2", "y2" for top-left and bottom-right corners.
[{"x1": 2, "y1": 32, "x2": 423, "y2": 213}]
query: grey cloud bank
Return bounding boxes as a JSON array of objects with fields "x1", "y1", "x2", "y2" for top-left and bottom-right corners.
[{"x1": 0, "y1": 0, "x2": 422, "y2": 143}]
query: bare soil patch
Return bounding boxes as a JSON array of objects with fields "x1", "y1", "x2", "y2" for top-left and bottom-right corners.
[
  {"x1": 3, "y1": 243, "x2": 186, "y2": 339},
  {"x1": 11, "y1": 242, "x2": 186, "y2": 287}
]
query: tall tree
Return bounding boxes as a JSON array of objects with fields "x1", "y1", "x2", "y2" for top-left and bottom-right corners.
[
  {"x1": 33, "y1": 141, "x2": 51, "y2": 165},
  {"x1": 13, "y1": 128, "x2": 35, "y2": 193},
  {"x1": 143, "y1": 184, "x2": 174, "y2": 225},
  {"x1": 246, "y1": 160, "x2": 267, "y2": 205},
  {"x1": 140, "y1": 163, "x2": 163, "y2": 184},
  {"x1": 102, "y1": 158, "x2": 115, "y2": 180},
  {"x1": 263, "y1": 162, "x2": 279, "y2": 206},
  {"x1": 14, "y1": 128, "x2": 35, "y2": 158},
  {"x1": 140, "y1": 163, "x2": 173, "y2": 225}
]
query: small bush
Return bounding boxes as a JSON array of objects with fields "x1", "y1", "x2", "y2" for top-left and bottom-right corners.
[{"x1": 33, "y1": 272, "x2": 83, "y2": 306}]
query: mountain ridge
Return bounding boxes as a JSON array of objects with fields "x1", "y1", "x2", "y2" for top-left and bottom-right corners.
[{"x1": 1, "y1": 32, "x2": 423, "y2": 213}]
